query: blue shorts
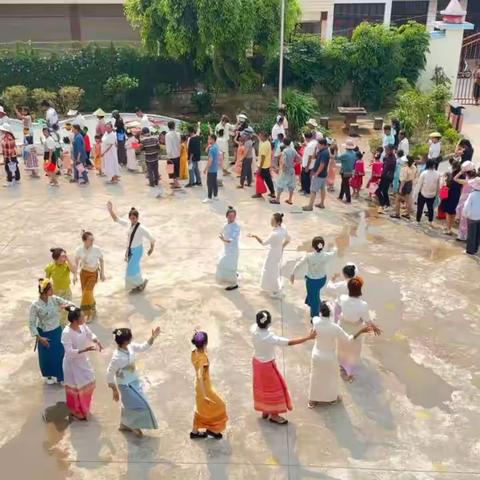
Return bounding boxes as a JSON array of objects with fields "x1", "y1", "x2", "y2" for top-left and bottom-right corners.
[{"x1": 311, "y1": 176, "x2": 326, "y2": 193}]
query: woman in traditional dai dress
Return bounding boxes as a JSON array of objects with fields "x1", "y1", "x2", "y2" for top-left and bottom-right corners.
[
  {"x1": 107, "y1": 327, "x2": 161, "y2": 438},
  {"x1": 216, "y1": 206, "x2": 240, "y2": 291},
  {"x1": 308, "y1": 302, "x2": 380, "y2": 407},
  {"x1": 61, "y1": 306, "x2": 102, "y2": 420},
  {"x1": 249, "y1": 213, "x2": 291, "y2": 298},
  {"x1": 251, "y1": 310, "x2": 316, "y2": 425}
]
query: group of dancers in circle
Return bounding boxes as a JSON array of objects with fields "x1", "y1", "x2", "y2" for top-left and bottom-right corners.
[{"x1": 28, "y1": 203, "x2": 381, "y2": 439}]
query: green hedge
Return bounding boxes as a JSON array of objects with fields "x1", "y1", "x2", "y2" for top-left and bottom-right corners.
[{"x1": 0, "y1": 44, "x2": 204, "y2": 111}]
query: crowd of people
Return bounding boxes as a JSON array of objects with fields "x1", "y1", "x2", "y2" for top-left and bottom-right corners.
[{"x1": 1, "y1": 101, "x2": 479, "y2": 256}]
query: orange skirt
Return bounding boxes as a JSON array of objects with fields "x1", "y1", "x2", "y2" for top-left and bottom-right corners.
[{"x1": 252, "y1": 358, "x2": 292, "y2": 414}]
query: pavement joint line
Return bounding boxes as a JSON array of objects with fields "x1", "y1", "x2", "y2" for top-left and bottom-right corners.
[{"x1": 62, "y1": 459, "x2": 480, "y2": 475}]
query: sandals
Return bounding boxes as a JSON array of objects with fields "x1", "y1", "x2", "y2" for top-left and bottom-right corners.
[
  {"x1": 285, "y1": 200, "x2": 293, "y2": 205},
  {"x1": 225, "y1": 285, "x2": 239, "y2": 291},
  {"x1": 206, "y1": 429, "x2": 223, "y2": 439},
  {"x1": 269, "y1": 199, "x2": 280, "y2": 204},
  {"x1": 268, "y1": 416, "x2": 288, "y2": 425},
  {"x1": 190, "y1": 431, "x2": 208, "y2": 439}
]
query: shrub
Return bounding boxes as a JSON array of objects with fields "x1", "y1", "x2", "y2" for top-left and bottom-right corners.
[
  {"x1": 411, "y1": 143, "x2": 429, "y2": 158},
  {"x1": 191, "y1": 91, "x2": 214, "y2": 116},
  {"x1": 30, "y1": 88, "x2": 57, "y2": 115},
  {"x1": 281, "y1": 88, "x2": 318, "y2": 139},
  {"x1": 0, "y1": 85, "x2": 29, "y2": 113},
  {"x1": 368, "y1": 136, "x2": 383, "y2": 154},
  {"x1": 58, "y1": 86, "x2": 85, "y2": 113},
  {"x1": 104, "y1": 74, "x2": 139, "y2": 110}
]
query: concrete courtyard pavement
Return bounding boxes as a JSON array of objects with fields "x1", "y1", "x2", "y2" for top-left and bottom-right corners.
[{"x1": 0, "y1": 164, "x2": 479, "y2": 480}]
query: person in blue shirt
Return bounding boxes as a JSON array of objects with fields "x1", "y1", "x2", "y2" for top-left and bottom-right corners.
[
  {"x1": 303, "y1": 138, "x2": 330, "y2": 211},
  {"x1": 203, "y1": 134, "x2": 219, "y2": 203},
  {"x1": 72, "y1": 124, "x2": 89, "y2": 184},
  {"x1": 337, "y1": 138, "x2": 357, "y2": 203}
]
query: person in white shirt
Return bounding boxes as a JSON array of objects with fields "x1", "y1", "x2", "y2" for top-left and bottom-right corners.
[
  {"x1": 464, "y1": 177, "x2": 480, "y2": 255},
  {"x1": 397, "y1": 130, "x2": 409, "y2": 156},
  {"x1": 427, "y1": 132, "x2": 442, "y2": 168},
  {"x1": 67, "y1": 109, "x2": 85, "y2": 129},
  {"x1": 290, "y1": 236, "x2": 336, "y2": 318},
  {"x1": 326, "y1": 263, "x2": 358, "y2": 322},
  {"x1": 135, "y1": 107, "x2": 151, "y2": 129},
  {"x1": 42, "y1": 127, "x2": 59, "y2": 186},
  {"x1": 107, "y1": 202, "x2": 155, "y2": 293},
  {"x1": 41, "y1": 100, "x2": 59, "y2": 129},
  {"x1": 416, "y1": 159, "x2": 440, "y2": 225},
  {"x1": 165, "y1": 120, "x2": 181, "y2": 188},
  {"x1": 74, "y1": 231, "x2": 105, "y2": 322},
  {"x1": 215, "y1": 115, "x2": 232, "y2": 172},
  {"x1": 251, "y1": 310, "x2": 316, "y2": 424},
  {"x1": 308, "y1": 302, "x2": 379, "y2": 407},
  {"x1": 0, "y1": 105, "x2": 9, "y2": 126},
  {"x1": 336, "y1": 277, "x2": 376, "y2": 382},
  {"x1": 271, "y1": 115, "x2": 285, "y2": 143},
  {"x1": 107, "y1": 326, "x2": 160, "y2": 437},
  {"x1": 301, "y1": 131, "x2": 318, "y2": 194}
]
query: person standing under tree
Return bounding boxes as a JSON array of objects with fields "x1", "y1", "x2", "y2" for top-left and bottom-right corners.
[
  {"x1": 186, "y1": 125, "x2": 202, "y2": 187},
  {"x1": 303, "y1": 138, "x2": 330, "y2": 211},
  {"x1": 253, "y1": 131, "x2": 275, "y2": 199},
  {"x1": 107, "y1": 202, "x2": 155, "y2": 293},
  {"x1": 165, "y1": 120, "x2": 181, "y2": 189},
  {"x1": 140, "y1": 127, "x2": 161, "y2": 188},
  {"x1": 203, "y1": 134, "x2": 220, "y2": 203}
]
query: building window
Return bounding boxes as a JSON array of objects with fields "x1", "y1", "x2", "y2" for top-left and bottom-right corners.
[
  {"x1": 391, "y1": 1, "x2": 429, "y2": 27},
  {"x1": 298, "y1": 21, "x2": 322, "y2": 35},
  {"x1": 333, "y1": 3, "x2": 385, "y2": 37}
]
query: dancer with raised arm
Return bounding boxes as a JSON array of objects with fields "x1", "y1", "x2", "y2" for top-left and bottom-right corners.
[
  {"x1": 251, "y1": 310, "x2": 316, "y2": 425},
  {"x1": 107, "y1": 202, "x2": 155, "y2": 293},
  {"x1": 107, "y1": 327, "x2": 160, "y2": 438}
]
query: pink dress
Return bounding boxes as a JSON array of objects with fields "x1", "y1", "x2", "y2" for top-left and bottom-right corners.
[
  {"x1": 350, "y1": 160, "x2": 365, "y2": 190},
  {"x1": 456, "y1": 182, "x2": 474, "y2": 241},
  {"x1": 326, "y1": 152, "x2": 337, "y2": 187}
]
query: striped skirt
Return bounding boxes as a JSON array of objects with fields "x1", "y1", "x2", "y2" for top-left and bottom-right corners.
[{"x1": 252, "y1": 358, "x2": 292, "y2": 414}]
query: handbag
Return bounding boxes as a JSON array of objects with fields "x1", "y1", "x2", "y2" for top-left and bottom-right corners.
[
  {"x1": 125, "y1": 222, "x2": 141, "y2": 262},
  {"x1": 255, "y1": 171, "x2": 267, "y2": 195}
]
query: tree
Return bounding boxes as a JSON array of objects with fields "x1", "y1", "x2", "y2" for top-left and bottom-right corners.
[
  {"x1": 0, "y1": 85, "x2": 29, "y2": 113},
  {"x1": 104, "y1": 74, "x2": 139, "y2": 110},
  {"x1": 350, "y1": 23, "x2": 403, "y2": 108},
  {"x1": 125, "y1": 0, "x2": 301, "y2": 87},
  {"x1": 396, "y1": 21, "x2": 430, "y2": 85}
]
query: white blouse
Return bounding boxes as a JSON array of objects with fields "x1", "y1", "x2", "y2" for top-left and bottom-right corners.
[
  {"x1": 250, "y1": 324, "x2": 288, "y2": 363},
  {"x1": 106, "y1": 342, "x2": 151, "y2": 385},
  {"x1": 262, "y1": 226, "x2": 291, "y2": 251},
  {"x1": 75, "y1": 245, "x2": 103, "y2": 270},
  {"x1": 61, "y1": 324, "x2": 97, "y2": 359},
  {"x1": 115, "y1": 218, "x2": 154, "y2": 249},
  {"x1": 311, "y1": 316, "x2": 352, "y2": 359},
  {"x1": 337, "y1": 295, "x2": 370, "y2": 326},
  {"x1": 292, "y1": 249, "x2": 336, "y2": 279}
]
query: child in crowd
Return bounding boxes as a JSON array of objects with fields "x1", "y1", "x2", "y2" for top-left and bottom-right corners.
[
  {"x1": 93, "y1": 134, "x2": 104, "y2": 176},
  {"x1": 367, "y1": 147, "x2": 383, "y2": 199},
  {"x1": 393, "y1": 149, "x2": 407, "y2": 194},
  {"x1": 61, "y1": 137, "x2": 73, "y2": 176},
  {"x1": 350, "y1": 150, "x2": 365, "y2": 198},
  {"x1": 234, "y1": 137, "x2": 246, "y2": 176},
  {"x1": 24, "y1": 135, "x2": 40, "y2": 178},
  {"x1": 272, "y1": 132, "x2": 284, "y2": 172},
  {"x1": 179, "y1": 134, "x2": 189, "y2": 180},
  {"x1": 327, "y1": 142, "x2": 337, "y2": 192},
  {"x1": 83, "y1": 126, "x2": 92, "y2": 168},
  {"x1": 125, "y1": 130, "x2": 138, "y2": 172}
]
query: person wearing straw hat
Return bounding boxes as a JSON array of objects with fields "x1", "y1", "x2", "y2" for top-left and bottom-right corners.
[
  {"x1": 337, "y1": 138, "x2": 356, "y2": 203},
  {"x1": 94, "y1": 108, "x2": 107, "y2": 136},
  {"x1": 428, "y1": 132, "x2": 442, "y2": 170},
  {"x1": 67, "y1": 109, "x2": 85, "y2": 129},
  {"x1": 463, "y1": 177, "x2": 480, "y2": 255},
  {"x1": 1, "y1": 123, "x2": 20, "y2": 186},
  {"x1": 306, "y1": 118, "x2": 323, "y2": 141}
]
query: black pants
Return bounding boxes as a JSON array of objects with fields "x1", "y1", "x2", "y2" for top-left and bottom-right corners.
[
  {"x1": 5, "y1": 158, "x2": 20, "y2": 182},
  {"x1": 240, "y1": 157, "x2": 252, "y2": 187},
  {"x1": 376, "y1": 176, "x2": 392, "y2": 207},
  {"x1": 301, "y1": 167, "x2": 310, "y2": 194},
  {"x1": 207, "y1": 172, "x2": 218, "y2": 198},
  {"x1": 466, "y1": 219, "x2": 480, "y2": 254},
  {"x1": 338, "y1": 173, "x2": 351, "y2": 203},
  {"x1": 260, "y1": 168, "x2": 275, "y2": 195},
  {"x1": 146, "y1": 160, "x2": 159, "y2": 186},
  {"x1": 416, "y1": 193, "x2": 435, "y2": 222}
]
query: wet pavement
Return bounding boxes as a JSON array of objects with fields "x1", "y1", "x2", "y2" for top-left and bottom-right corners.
[{"x1": 0, "y1": 165, "x2": 479, "y2": 480}]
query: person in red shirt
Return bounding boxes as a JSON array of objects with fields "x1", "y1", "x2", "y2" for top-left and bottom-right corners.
[{"x1": 82, "y1": 126, "x2": 93, "y2": 168}]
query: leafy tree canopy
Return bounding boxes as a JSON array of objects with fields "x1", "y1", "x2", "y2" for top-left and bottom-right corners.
[{"x1": 125, "y1": 0, "x2": 301, "y2": 87}]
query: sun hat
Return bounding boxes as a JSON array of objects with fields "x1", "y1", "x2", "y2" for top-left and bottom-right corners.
[
  {"x1": 276, "y1": 115, "x2": 283, "y2": 123},
  {"x1": 306, "y1": 118, "x2": 318, "y2": 128},
  {"x1": 429, "y1": 132, "x2": 442, "y2": 138},
  {"x1": 343, "y1": 138, "x2": 356, "y2": 149},
  {"x1": 67, "y1": 109, "x2": 78, "y2": 116},
  {"x1": 469, "y1": 177, "x2": 480, "y2": 190},
  {"x1": 93, "y1": 108, "x2": 106, "y2": 117},
  {"x1": 461, "y1": 161, "x2": 475, "y2": 172},
  {"x1": 238, "y1": 113, "x2": 248, "y2": 121},
  {"x1": 0, "y1": 123, "x2": 13, "y2": 134}
]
